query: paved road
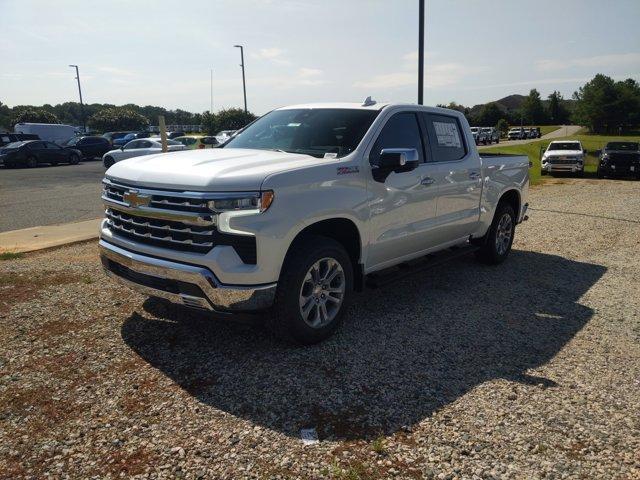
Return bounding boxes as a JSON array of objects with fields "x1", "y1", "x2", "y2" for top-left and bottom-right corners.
[{"x1": 0, "y1": 161, "x2": 105, "y2": 232}]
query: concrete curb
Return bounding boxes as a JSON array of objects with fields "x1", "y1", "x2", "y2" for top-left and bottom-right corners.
[{"x1": 0, "y1": 218, "x2": 102, "y2": 253}]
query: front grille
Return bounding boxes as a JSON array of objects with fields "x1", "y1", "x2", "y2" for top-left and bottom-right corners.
[
  {"x1": 549, "y1": 158, "x2": 578, "y2": 164},
  {"x1": 103, "y1": 182, "x2": 257, "y2": 263}
]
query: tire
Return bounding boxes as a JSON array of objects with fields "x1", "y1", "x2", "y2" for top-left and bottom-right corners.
[
  {"x1": 597, "y1": 168, "x2": 604, "y2": 179},
  {"x1": 103, "y1": 156, "x2": 115, "y2": 169},
  {"x1": 68, "y1": 154, "x2": 80, "y2": 165},
  {"x1": 26, "y1": 156, "x2": 38, "y2": 168},
  {"x1": 496, "y1": 138, "x2": 500, "y2": 144},
  {"x1": 269, "y1": 235, "x2": 353, "y2": 345},
  {"x1": 541, "y1": 169, "x2": 547, "y2": 176},
  {"x1": 474, "y1": 203, "x2": 516, "y2": 265}
]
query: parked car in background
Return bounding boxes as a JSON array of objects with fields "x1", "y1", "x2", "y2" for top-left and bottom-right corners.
[
  {"x1": 0, "y1": 132, "x2": 40, "y2": 147},
  {"x1": 63, "y1": 136, "x2": 112, "y2": 160},
  {"x1": 113, "y1": 132, "x2": 151, "y2": 148},
  {"x1": 214, "y1": 130, "x2": 237, "y2": 144},
  {"x1": 481, "y1": 127, "x2": 499, "y2": 144},
  {"x1": 14, "y1": 123, "x2": 77, "y2": 144},
  {"x1": 173, "y1": 135, "x2": 219, "y2": 149},
  {"x1": 507, "y1": 128, "x2": 525, "y2": 140},
  {"x1": 102, "y1": 138, "x2": 187, "y2": 168},
  {"x1": 167, "y1": 131, "x2": 186, "y2": 139},
  {"x1": 0, "y1": 140, "x2": 82, "y2": 168},
  {"x1": 541, "y1": 140, "x2": 585, "y2": 176},
  {"x1": 470, "y1": 127, "x2": 480, "y2": 145},
  {"x1": 99, "y1": 101, "x2": 529, "y2": 344},
  {"x1": 597, "y1": 142, "x2": 640, "y2": 179},
  {"x1": 103, "y1": 131, "x2": 135, "y2": 146},
  {"x1": 530, "y1": 127, "x2": 541, "y2": 138}
]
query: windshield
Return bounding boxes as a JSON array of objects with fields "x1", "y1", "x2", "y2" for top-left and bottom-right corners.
[
  {"x1": 64, "y1": 137, "x2": 80, "y2": 146},
  {"x1": 548, "y1": 142, "x2": 581, "y2": 151},
  {"x1": 481, "y1": 128, "x2": 491, "y2": 132},
  {"x1": 470, "y1": 127, "x2": 479, "y2": 132},
  {"x1": 223, "y1": 108, "x2": 380, "y2": 158},
  {"x1": 605, "y1": 142, "x2": 639, "y2": 151}
]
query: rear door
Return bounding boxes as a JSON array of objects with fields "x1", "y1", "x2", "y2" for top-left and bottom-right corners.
[
  {"x1": 44, "y1": 142, "x2": 68, "y2": 162},
  {"x1": 365, "y1": 111, "x2": 441, "y2": 269},
  {"x1": 420, "y1": 113, "x2": 483, "y2": 244}
]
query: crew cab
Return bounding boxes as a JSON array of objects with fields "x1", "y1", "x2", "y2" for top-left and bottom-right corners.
[
  {"x1": 507, "y1": 128, "x2": 525, "y2": 140},
  {"x1": 597, "y1": 141, "x2": 640, "y2": 179},
  {"x1": 541, "y1": 140, "x2": 585, "y2": 176},
  {"x1": 481, "y1": 127, "x2": 499, "y2": 144},
  {"x1": 99, "y1": 101, "x2": 529, "y2": 344}
]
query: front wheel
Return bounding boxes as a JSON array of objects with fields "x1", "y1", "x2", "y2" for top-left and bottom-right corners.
[
  {"x1": 474, "y1": 203, "x2": 516, "y2": 265},
  {"x1": 26, "y1": 156, "x2": 38, "y2": 168},
  {"x1": 103, "y1": 156, "x2": 115, "y2": 169},
  {"x1": 270, "y1": 235, "x2": 353, "y2": 345},
  {"x1": 68, "y1": 154, "x2": 80, "y2": 165}
]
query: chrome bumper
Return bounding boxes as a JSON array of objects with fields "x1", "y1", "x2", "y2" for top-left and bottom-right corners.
[{"x1": 99, "y1": 240, "x2": 276, "y2": 312}]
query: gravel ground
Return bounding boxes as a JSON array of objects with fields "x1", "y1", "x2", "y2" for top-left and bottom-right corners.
[{"x1": 1, "y1": 179, "x2": 639, "y2": 479}]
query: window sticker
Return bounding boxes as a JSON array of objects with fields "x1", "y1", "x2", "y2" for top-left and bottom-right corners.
[{"x1": 433, "y1": 121, "x2": 462, "y2": 148}]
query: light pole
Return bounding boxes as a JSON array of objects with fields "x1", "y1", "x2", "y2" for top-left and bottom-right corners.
[
  {"x1": 418, "y1": 0, "x2": 425, "y2": 105},
  {"x1": 234, "y1": 45, "x2": 247, "y2": 113},
  {"x1": 69, "y1": 65, "x2": 85, "y2": 131}
]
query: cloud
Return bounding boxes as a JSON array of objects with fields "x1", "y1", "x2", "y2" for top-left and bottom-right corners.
[
  {"x1": 354, "y1": 62, "x2": 484, "y2": 89},
  {"x1": 536, "y1": 53, "x2": 640, "y2": 71},
  {"x1": 252, "y1": 48, "x2": 291, "y2": 66},
  {"x1": 98, "y1": 66, "x2": 136, "y2": 77},
  {"x1": 297, "y1": 67, "x2": 323, "y2": 78},
  {"x1": 252, "y1": 68, "x2": 329, "y2": 88}
]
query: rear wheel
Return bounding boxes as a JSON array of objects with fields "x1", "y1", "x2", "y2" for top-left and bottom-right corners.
[
  {"x1": 475, "y1": 203, "x2": 516, "y2": 265},
  {"x1": 270, "y1": 235, "x2": 353, "y2": 345},
  {"x1": 26, "y1": 156, "x2": 38, "y2": 168}
]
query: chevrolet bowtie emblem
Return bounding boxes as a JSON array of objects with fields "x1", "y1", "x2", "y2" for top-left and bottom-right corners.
[{"x1": 123, "y1": 190, "x2": 151, "y2": 208}]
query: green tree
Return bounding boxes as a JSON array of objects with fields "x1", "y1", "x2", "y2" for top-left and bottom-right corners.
[
  {"x1": 11, "y1": 108, "x2": 60, "y2": 127},
  {"x1": 203, "y1": 108, "x2": 257, "y2": 134},
  {"x1": 496, "y1": 118, "x2": 509, "y2": 137},
  {"x1": 613, "y1": 78, "x2": 640, "y2": 130},
  {"x1": 572, "y1": 74, "x2": 619, "y2": 133},
  {"x1": 476, "y1": 102, "x2": 503, "y2": 127},
  {"x1": 546, "y1": 91, "x2": 569, "y2": 124},
  {"x1": 521, "y1": 89, "x2": 548, "y2": 125},
  {"x1": 88, "y1": 108, "x2": 149, "y2": 132},
  {"x1": 0, "y1": 101, "x2": 11, "y2": 130}
]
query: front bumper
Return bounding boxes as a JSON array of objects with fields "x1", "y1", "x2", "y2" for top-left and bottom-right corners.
[
  {"x1": 542, "y1": 163, "x2": 583, "y2": 173},
  {"x1": 99, "y1": 240, "x2": 276, "y2": 312}
]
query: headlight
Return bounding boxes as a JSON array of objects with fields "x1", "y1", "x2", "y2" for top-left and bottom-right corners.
[
  {"x1": 601, "y1": 153, "x2": 609, "y2": 159},
  {"x1": 207, "y1": 191, "x2": 274, "y2": 213}
]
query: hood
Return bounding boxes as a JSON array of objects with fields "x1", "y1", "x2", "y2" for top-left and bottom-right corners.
[
  {"x1": 105, "y1": 147, "x2": 329, "y2": 191},
  {"x1": 544, "y1": 150, "x2": 583, "y2": 157}
]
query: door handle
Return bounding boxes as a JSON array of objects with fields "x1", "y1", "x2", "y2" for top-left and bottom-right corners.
[
  {"x1": 420, "y1": 177, "x2": 435, "y2": 185},
  {"x1": 469, "y1": 171, "x2": 481, "y2": 180}
]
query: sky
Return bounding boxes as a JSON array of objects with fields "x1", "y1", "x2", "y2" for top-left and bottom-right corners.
[{"x1": 1, "y1": 0, "x2": 639, "y2": 115}]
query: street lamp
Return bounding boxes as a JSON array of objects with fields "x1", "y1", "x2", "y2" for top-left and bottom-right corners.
[
  {"x1": 417, "y1": 0, "x2": 425, "y2": 105},
  {"x1": 234, "y1": 45, "x2": 248, "y2": 113},
  {"x1": 69, "y1": 65, "x2": 86, "y2": 131}
]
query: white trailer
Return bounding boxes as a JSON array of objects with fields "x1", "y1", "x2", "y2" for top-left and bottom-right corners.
[{"x1": 14, "y1": 123, "x2": 77, "y2": 144}]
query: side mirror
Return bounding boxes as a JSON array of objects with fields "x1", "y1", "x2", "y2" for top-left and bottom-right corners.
[
  {"x1": 583, "y1": 149, "x2": 587, "y2": 155},
  {"x1": 373, "y1": 148, "x2": 419, "y2": 182},
  {"x1": 120, "y1": 146, "x2": 125, "y2": 151}
]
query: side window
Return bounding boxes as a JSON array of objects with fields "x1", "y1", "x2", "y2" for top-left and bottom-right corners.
[
  {"x1": 124, "y1": 140, "x2": 141, "y2": 150},
  {"x1": 29, "y1": 142, "x2": 45, "y2": 150},
  {"x1": 424, "y1": 114, "x2": 466, "y2": 162},
  {"x1": 45, "y1": 142, "x2": 61, "y2": 149},
  {"x1": 369, "y1": 112, "x2": 424, "y2": 166}
]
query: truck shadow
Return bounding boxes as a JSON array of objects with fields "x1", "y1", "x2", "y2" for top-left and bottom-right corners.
[{"x1": 121, "y1": 250, "x2": 606, "y2": 440}]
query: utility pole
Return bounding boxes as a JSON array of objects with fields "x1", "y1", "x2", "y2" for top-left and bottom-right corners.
[
  {"x1": 418, "y1": 0, "x2": 425, "y2": 105},
  {"x1": 234, "y1": 45, "x2": 248, "y2": 113},
  {"x1": 69, "y1": 65, "x2": 85, "y2": 131}
]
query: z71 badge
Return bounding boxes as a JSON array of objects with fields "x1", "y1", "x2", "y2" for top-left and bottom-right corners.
[{"x1": 337, "y1": 166, "x2": 359, "y2": 175}]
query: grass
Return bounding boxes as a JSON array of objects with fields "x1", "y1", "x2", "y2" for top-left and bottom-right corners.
[
  {"x1": 483, "y1": 133, "x2": 640, "y2": 184},
  {"x1": 0, "y1": 252, "x2": 24, "y2": 261}
]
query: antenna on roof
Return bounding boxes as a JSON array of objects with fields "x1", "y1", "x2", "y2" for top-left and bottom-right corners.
[{"x1": 362, "y1": 96, "x2": 376, "y2": 107}]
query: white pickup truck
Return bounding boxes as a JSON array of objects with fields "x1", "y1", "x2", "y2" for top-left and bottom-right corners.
[{"x1": 99, "y1": 101, "x2": 529, "y2": 344}]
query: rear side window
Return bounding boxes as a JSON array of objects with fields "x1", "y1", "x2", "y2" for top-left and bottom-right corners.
[
  {"x1": 369, "y1": 112, "x2": 425, "y2": 166},
  {"x1": 423, "y1": 114, "x2": 466, "y2": 162}
]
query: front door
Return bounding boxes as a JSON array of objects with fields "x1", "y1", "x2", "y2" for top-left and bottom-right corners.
[{"x1": 365, "y1": 111, "x2": 440, "y2": 269}]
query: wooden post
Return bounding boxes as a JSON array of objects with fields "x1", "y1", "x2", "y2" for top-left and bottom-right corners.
[{"x1": 158, "y1": 115, "x2": 168, "y2": 153}]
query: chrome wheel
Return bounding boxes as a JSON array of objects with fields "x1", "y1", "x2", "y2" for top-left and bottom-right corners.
[
  {"x1": 299, "y1": 257, "x2": 345, "y2": 328},
  {"x1": 495, "y1": 213, "x2": 513, "y2": 255}
]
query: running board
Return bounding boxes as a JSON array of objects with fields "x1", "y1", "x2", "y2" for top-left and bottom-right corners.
[{"x1": 365, "y1": 245, "x2": 479, "y2": 289}]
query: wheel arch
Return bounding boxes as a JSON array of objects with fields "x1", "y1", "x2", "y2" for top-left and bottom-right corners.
[{"x1": 285, "y1": 217, "x2": 364, "y2": 291}]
